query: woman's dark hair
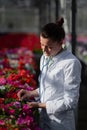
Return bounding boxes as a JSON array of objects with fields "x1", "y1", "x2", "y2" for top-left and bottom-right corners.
[{"x1": 40, "y1": 17, "x2": 65, "y2": 42}]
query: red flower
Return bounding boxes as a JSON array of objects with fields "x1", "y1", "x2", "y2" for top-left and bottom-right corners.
[{"x1": 0, "y1": 98, "x2": 4, "y2": 104}]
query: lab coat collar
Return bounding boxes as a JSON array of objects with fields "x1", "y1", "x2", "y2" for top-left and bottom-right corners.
[
  {"x1": 48, "y1": 48, "x2": 69, "y2": 71},
  {"x1": 53, "y1": 48, "x2": 68, "y2": 61}
]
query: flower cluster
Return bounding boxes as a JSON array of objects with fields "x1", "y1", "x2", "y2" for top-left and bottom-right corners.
[
  {"x1": 0, "y1": 47, "x2": 37, "y2": 73},
  {"x1": 0, "y1": 48, "x2": 41, "y2": 130}
]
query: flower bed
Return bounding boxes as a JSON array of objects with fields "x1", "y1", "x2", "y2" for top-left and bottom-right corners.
[{"x1": 0, "y1": 48, "x2": 41, "y2": 130}]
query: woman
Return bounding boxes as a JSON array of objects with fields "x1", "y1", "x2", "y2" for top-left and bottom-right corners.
[{"x1": 17, "y1": 17, "x2": 81, "y2": 130}]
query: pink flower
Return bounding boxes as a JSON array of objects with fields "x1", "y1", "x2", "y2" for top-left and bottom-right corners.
[
  {"x1": 0, "y1": 119, "x2": 5, "y2": 125},
  {"x1": 0, "y1": 77, "x2": 6, "y2": 85}
]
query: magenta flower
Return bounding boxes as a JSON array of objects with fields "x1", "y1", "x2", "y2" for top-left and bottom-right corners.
[
  {"x1": 16, "y1": 115, "x2": 33, "y2": 127},
  {"x1": 9, "y1": 109, "x2": 15, "y2": 115},
  {"x1": 22, "y1": 104, "x2": 29, "y2": 110},
  {"x1": 13, "y1": 101, "x2": 21, "y2": 108},
  {"x1": 16, "y1": 116, "x2": 25, "y2": 126}
]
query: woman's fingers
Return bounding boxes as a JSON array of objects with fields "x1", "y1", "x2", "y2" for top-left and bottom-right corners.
[
  {"x1": 17, "y1": 89, "x2": 26, "y2": 100},
  {"x1": 27, "y1": 102, "x2": 39, "y2": 108}
]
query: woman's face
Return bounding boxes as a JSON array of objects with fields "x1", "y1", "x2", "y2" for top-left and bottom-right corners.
[{"x1": 40, "y1": 36, "x2": 62, "y2": 57}]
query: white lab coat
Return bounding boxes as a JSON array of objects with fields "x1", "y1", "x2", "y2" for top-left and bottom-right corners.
[{"x1": 37, "y1": 49, "x2": 81, "y2": 130}]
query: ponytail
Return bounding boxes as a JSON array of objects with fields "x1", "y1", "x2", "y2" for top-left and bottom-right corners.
[{"x1": 56, "y1": 17, "x2": 64, "y2": 27}]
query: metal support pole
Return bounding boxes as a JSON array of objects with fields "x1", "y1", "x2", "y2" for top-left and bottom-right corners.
[
  {"x1": 71, "y1": 0, "x2": 77, "y2": 55},
  {"x1": 48, "y1": 0, "x2": 51, "y2": 22},
  {"x1": 55, "y1": 0, "x2": 60, "y2": 20}
]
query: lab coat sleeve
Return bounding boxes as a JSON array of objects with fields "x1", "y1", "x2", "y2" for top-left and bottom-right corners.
[
  {"x1": 35, "y1": 55, "x2": 43, "y2": 96},
  {"x1": 46, "y1": 60, "x2": 81, "y2": 114}
]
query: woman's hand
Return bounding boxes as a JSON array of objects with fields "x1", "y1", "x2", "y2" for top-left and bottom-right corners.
[
  {"x1": 17, "y1": 89, "x2": 31, "y2": 101},
  {"x1": 17, "y1": 89, "x2": 39, "y2": 101},
  {"x1": 27, "y1": 102, "x2": 46, "y2": 109}
]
